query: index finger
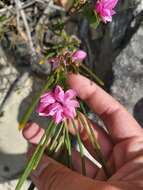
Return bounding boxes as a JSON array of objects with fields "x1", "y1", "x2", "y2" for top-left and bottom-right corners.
[{"x1": 67, "y1": 74, "x2": 143, "y2": 143}]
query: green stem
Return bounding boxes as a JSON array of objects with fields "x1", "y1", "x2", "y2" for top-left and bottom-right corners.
[
  {"x1": 80, "y1": 63, "x2": 104, "y2": 86},
  {"x1": 28, "y1": 124, "x2": 64, "y2": 190},
  {"x1": 54, "y1": 136, "x2": 64, "y2": 153},
  {"x1": 33, "y1": 121, "x2": 56, "y2": 169},
  {"x1": 87, "y1": 119, "x2": 110, "y2": 177},
  {"x1": 79, "y1": 101, "x2": 87, "y2": 115},
  {"x1": 72, "y1": 119, "x2": 86, "y2": 176},
  {"x1": 27, "y1": 182, "x2": 35, "y2": 190},
  {"x1": 16, "y1": 120, "x2": 55, "y2": 190},
  {"x1": 19, "y1": 75, "x2": 54, "y2": 130},
  {"x1": 78, "y1": 112, "x2": 110, "y2": 178},
  {"x1": 49, "y1": 123, "x2": 64, "y2": 152},
  {"x1": 64, "y1": 120, "x2": 72, "y2": 169}
]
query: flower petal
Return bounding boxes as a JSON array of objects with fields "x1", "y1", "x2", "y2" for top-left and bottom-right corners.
[
  {"x1": 64, "y1": 100, "x2": 79, "y2": 108},
  {"x1": 95, "y1": 0, "x2": 118, "y2": 23},
  {"x1": 63, "y1": 106, "x2": 76, "y2": 119},
  {"x1": 38, "y1": 85, "x2": 79, "y2": 122},
  {"x1": 54, "y1": 85, "x2": 65, "y2": 103},
  {"x1": 72, "y1": 50, "x2": 87, "y2": 62},
  {"x1": 40, "y1": 92, "x2": 55, "y2": 104},
  {"x1": 47, "y1": 103, "x2": 63, "y2": 116},
  {"x1": 54, "y1": 110, "x2": 64, "y2": 124},
  {"x1": 64, "y1": 89, "x2": 77, "y2": 100},
  {"x1": 104, "y1": 0, "x2": 118, "y2": 9}
]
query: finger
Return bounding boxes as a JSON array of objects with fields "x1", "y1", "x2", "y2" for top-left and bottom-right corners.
[
  {"x1": 72, "y1": 150, "x2": 99, "y2": 178},
  {"x1": 23, "y1": 123, "x2": 98, "y2": 177},
  {"x1": 109, "y1": 155, "x2": 143, "y2": 181},
  {"x1": 22, "y1": 123, "x2": 44, "y2": 144},
  {"x1": 28, "y1": 148, "x2": 116, "y2": 190},
  {"x1": 24, "y1": 121, "x2": 112, "y2": 162},
  {"x1": 68, "y1": 118, "x2": 113, "y2": 159},
  {"x1": 67, "y1": 74, "x2": 143, "y2": 142}
]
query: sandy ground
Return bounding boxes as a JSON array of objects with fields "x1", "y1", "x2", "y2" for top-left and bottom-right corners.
[{"x1": 0, "y1": 71, "x2": 31, "y2": 189}]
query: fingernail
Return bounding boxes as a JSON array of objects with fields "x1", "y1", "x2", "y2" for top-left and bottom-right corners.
[
  {"x1": 32, "y1": 161, "x2": 50, "y2": 177},
  {"x1": 23, "y1": 123, "x2": 40, "y2": 139},
  {"x1": 23, "y1": 123, "x2": 44, "y2": 144}
]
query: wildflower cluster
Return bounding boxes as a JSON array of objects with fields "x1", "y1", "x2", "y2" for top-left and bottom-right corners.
[{"x1": 37, "y1": 85, "x2": 79, "y2": 124}]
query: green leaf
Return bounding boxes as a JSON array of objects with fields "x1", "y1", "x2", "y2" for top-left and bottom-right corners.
[
  {"x1": 19, "y1": 75, "x2": 54, "y2": 130},
  {"x1": 49, "y1": 123, "x2": 64, "y2": 151},
  {"x1": 83, "y1": 5, "x2": 100, "y2": 28},
  {"x1": 0, "y1": 15, "x2": 7, "y2": 22},
  {"x1": 80, "y1": 63, "x2": 104, "y2": 86},
  {"x1": 16, "y1": 120, "x2": 55, "y2": 190},
  {"x1": 64, "y1": 120, "x2": 72, "y2": 168},
  {"x1": 78, "y1": 112, "x2": 110, "y2": 177},
  {"x1": 72, "y1": 119, "x2": 86, "y2": 175}
]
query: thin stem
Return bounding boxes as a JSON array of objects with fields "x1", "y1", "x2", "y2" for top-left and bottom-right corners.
[
  {"x1": 78, "y1": 112, "x2": 110, "y2": 178},
  {"x1": 72, "y1": 119, "x2": 86, "y2": 176},
  {"x1": 64, "y1": 120, "x2": 72, "y2": 169},
  {"x1": 16, "y1": 120, "x2": 54, "y2": 190},
  {"x1": 80, "y1": 63, "x2": 104, "y2": 86},
  {"x1": 19, "y1": 75, "x2": 54, "y2": 130},
  {"x1": 87, "y1": 119, "x2": 110, "y2": 177},
  {"x1": 27, "y1": 182, "x2": 35, "y2": 190},
  {"x1": 33, "y1": 121, "x2": 56, "y2": 169},
  {"x1": 28, "y1": 122, "x2": 64, "y2": 190},
  {"x1": 49, "y1": 123, "x2": 64, "y2": 152},
  {"x1": 79, "y1": 101, "x2": 87, "y2": 115},
  {"x1": 54, "y1": 135, "x2": 64, "y2": 153}
]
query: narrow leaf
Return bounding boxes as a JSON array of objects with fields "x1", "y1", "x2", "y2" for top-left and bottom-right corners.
[
  {"x1": 72, "y1": 119, "x2": 86, "y2": 176},
  {"x1": 50, "y1": 123, "x2": 64, "y2": 151},
  {"x1": 80, "y1": 63, "x2": 104, "y2": 86},
  {"x1": 19, "y1": 76, "x2": 54, "y2": 130},
  {"x1": 64, "y1": 120, "x2": 72, "y2": 168},
  {"x1": 16, "y1": 120, "x2": 54, "y2": 190},
  {"x1": 78, "y1": 112, "x2": 110, "y2": 177}
]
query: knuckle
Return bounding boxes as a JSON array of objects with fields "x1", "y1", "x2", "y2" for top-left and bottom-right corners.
[{"x1": 113, "y1": 137, "x2": 143, "y2": 163}]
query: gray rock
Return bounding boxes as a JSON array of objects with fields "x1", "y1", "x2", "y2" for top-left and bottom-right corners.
[
  {"x1": 0, "y1": 179, "x2": 30, "y2": 190},
  {"x1": 0, "y1": 47, "x2": 18, "y2": 106},
  {"x1": 87, "y1": 0, "x2": 143, "y2": 86},
  {"x1": 1, "y1": 0, "x2": 143, "y2": 86},
  {"x1": 111, "y1": 22, "x2": 143, "y2": 127}
]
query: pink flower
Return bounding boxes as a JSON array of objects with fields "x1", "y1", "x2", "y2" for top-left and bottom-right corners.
[
  {"x1": 72, "y1": 50, "x2": 87, "y2": 62},
  {"x1": 95, "y1": 0, "x2": 118, "y2": 23},
  {"x1": 37, "y1": 85, "x2": 79, "y2": 124}
]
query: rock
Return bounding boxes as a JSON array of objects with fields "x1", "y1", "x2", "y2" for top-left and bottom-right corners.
[
  {"x1": 0, "y1": 46, "x2": 18, "y2": 106},
  {"x1": 111, "y1": 22, "x2": 143, "y2": 127},
  {"x1": 0, "y1": 67, "x2": 29, "y2": 185},
  {"x1": 86, "y1": 0, "x2": 143, "y2": 87},
  {"x1": 1, "y1": 0, "x2": 143, "y2": 86},
  {"x1": 0, "y1": 46, "x2": 48, "y2": 189},
  {"x1": 135, "y1": 0, "x2": 143, "y2": 14},
  {"x1": 0, "y1": 179, "x2": 30, "y2": 190}
]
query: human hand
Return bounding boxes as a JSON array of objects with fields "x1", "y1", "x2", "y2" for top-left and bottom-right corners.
[{"x1": 23, "y1": 74, "x2": 143, "y2": 190}]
